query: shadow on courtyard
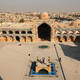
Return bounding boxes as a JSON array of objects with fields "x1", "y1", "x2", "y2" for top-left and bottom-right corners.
[
  {"x1": 0, "y1": 76, "x2": 3, "y2": 80},
  {"x1": 60, "y1": 42, "x2": 80, "y2": 61}
]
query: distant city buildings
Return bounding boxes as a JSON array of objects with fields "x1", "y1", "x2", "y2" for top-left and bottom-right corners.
[{"x1": 0, "y1": 12, "x2": 80, "y2": 42}]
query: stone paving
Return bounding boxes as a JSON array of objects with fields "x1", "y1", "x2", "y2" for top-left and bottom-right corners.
[
  {"x1": 55, "y1": 42, "x2": 80, "y2": 80},
  {"x1": 24, "y1": 42, "x2": 64, "y2": 80},
  {"x1": 0, "y1": 42, "x2": 80, "y2": 80},
  {"x1": 0, "y1": 42, "x2": 64, "y2": 80}
]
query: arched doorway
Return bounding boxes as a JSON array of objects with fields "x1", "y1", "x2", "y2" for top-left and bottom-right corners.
[
  {"x1": 26, "y1": 36, "x2": 33, "y2": 42},
  {"x1": 28, "y1": 31, "x2": 32, "y2": 34},
  {"x1": 38, "y1": 69, "x2": 48, "y2": 74},
  {"x1": 75, "y1": 36, "x2": 80, "y2": 42},
  {"x1": 38, "y1": 23, "x2": 51, "y2": 41},
  {"x1": 56, "y1": 36, "x2": 61, "y2": 42},
  {"x1": 8, "y1": 36, "x2": 13, "y2": 42},
  {"x1": 2, "y1": 31, "x2": 7, "y2": 34},
  {"x1": 21, "y1": 31, "x2": 26, "y2": 34},
  {"x1": 69, "y1": 36, "x2": 74, "y2": 42},
  {"x1": 9, "y1": 31, "x2": 13, "y2": 34},
  {"x1": 15, "y1": 36, "x2": 20, "y2": 42},
  {"x1": 20, "y1": 36, "x2": 26, "y2": 42},
  {"x1": 62, "y1": 36, "x2": 67, "y2": 42},
  {"x1": 15, "y1": 31, "x2": 19, "y2": 34},
  {"x1": 3, "y1": 36, "x2": 7, "y2": 42}
]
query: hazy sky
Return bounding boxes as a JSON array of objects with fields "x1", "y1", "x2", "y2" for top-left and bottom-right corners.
[{"x1": 0, "y1": 0, "x2": 80, "y2": 12}]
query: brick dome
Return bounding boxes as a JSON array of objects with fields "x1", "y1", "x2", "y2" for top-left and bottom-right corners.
[{"x1": 40, "y1": 12, "x2": 49, "y2": 20}]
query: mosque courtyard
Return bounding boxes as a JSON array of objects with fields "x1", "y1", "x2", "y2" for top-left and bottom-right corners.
[{"x1": 0, "y1": 42, "x2": 80, "y2": 80}]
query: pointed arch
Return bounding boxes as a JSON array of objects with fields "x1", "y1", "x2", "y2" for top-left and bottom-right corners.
[
  {"x1": 38, "y1": 23, "x2": 51, "y2": 41},
  {"x1": 38, "y1": 69, "x2": 48, "y2": 74}
]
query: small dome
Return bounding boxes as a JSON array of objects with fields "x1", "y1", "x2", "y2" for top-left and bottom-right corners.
[
  {"x1": 56, "y1": 30, "x2": 61, "y2": 34},
  {"x1": 69, "y1": 31, "x2": 74, "y2": 34},
  {"x1": 40, "y1": 12, "x2": 49, "y2": 19},
  {"x1": 62, "y1": 31, "x2": 67, "y2": 34},
  {"x1": 75, "y1": 31, "x2": 80, "y2": 34}
]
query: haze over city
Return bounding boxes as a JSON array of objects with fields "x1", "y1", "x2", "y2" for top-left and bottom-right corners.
[
  {"x1": 0, "y1": 0, "x2": 80, "y2": 12},
  {"x1": 0, "y1": 0, "x2": 80, "y2": 80}
]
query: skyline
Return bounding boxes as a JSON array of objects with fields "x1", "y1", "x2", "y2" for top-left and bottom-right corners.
[{"x1": 0, "y1": 0, "x2": 80, "y2": 12}]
